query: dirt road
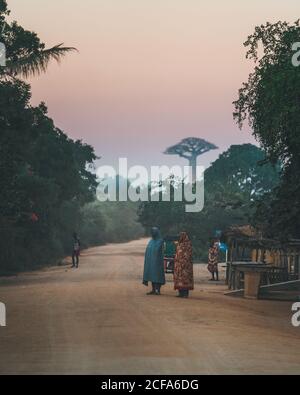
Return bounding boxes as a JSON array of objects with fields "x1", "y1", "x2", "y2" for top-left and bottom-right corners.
[{"x1": 0, "y1": 239, "x2": 299, "y2": 374}]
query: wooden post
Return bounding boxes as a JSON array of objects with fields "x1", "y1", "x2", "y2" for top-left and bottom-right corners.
[{"x1": 244, "y1": 272, "x2": 261, "y2": 299}]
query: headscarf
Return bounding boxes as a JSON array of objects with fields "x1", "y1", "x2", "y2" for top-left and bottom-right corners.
[
  {"x1": 179, "y1": 232, "x2": 190, "y2": 243},
  {"x1": 151, "y1": 227, "x2": 161, "y2": 240}
]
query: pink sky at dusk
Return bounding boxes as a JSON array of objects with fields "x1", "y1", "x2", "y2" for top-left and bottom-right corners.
[{"x1": 8, "y1": 0, "x2": 300, "y2": 169}]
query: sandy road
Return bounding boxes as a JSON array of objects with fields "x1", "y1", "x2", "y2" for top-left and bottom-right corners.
[{"x1": 0, "y1": 238, "x2": 299, "y2": 375}]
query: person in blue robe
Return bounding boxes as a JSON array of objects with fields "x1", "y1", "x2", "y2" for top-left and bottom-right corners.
[{"x1": 143, "y1": 227, "x2": 165, "y2": 295}]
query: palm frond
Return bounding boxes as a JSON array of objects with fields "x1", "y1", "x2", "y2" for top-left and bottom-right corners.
[{"x1": 5, "y1": 44, "x2": 77, "y2": 78}]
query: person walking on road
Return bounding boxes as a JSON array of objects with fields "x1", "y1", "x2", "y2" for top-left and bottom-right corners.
[{"x1": 71, "y1": 232, "x2": 81, "y2": 268}]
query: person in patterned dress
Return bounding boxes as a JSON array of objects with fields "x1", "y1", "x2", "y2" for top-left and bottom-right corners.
[
  {"x1": 207, "y1": 240, "x2": 220, "y2": 281},
  {"x1": 173, "y1": 232, "x2": 194, "y2": 298}
]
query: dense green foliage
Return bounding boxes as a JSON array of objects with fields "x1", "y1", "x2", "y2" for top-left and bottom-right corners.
[
  {"x1": 138, "y1": 144, "x2": 280, "y2": 260},
  {"x1": 0, "y1": 79, "x2": 98, "y2": 272},
  {"x1": 0, "y1": 1, "x2": 88, "y2": 273},
  {"x1": 0, "y1": 1, "x2": 143, "y2": 273},
  {"x1": 233, "y1": 21, "x2": 300, "y2": 238}
]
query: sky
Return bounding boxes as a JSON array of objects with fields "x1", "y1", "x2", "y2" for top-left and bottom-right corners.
[{"x1": 8, "y1": 0, "x2": 300, "y2": 171}]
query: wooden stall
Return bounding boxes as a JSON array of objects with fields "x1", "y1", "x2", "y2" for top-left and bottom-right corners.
[{"x1": 224, "y1": 225, "x2": 300, "y2": 297}]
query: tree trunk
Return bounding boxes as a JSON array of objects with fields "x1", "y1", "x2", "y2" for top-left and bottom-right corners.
[{"x1": 189, "y1": 155, "x2": 197, "y2": 183}]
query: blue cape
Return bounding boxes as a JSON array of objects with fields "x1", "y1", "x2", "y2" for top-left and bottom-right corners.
[{"x1": 143, "y1": 228, "x2": 165, "y2": 286}]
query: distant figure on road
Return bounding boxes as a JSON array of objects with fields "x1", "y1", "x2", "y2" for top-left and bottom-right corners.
[
  {"x1": 143, "y1": 227, "x2": 165, "y2": 295},
  {"x1": 174, "y1": 232, "x2": 194, "y2": 298},
  {"x1": 71, "y1": 232, "x2": 81, "y2": 268},
  {"x1": 208, "y1": 240, "x2": 219, "y2": 281}
]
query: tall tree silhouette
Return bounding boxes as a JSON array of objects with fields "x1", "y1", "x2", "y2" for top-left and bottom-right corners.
[{"x1": 164, "y1": 137, "x2": 218, "y2": 182}]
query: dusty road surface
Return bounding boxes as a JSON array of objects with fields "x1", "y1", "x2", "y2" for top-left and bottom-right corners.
[{"x1": 0, "y1": 239, "x2": 299, "y2": 375}]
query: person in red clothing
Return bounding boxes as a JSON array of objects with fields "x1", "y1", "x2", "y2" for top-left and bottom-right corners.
[
  {"x1": 71, "y1": 232, "x2": 81, "y2": 268},
  {"x1": 173, "y1": 232, "x2": 194, "y2": 298}
]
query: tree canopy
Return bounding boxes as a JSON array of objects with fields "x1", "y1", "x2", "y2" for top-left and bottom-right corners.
[
  {"x1": 233, "y1": 21, "x2": 300, "y2": 238},
  {"x1": 164, "y1": 137, "x2": 218, "y2": 182},
  {"x1": 164, "y1": 137, "x2": 218, "y2": 161}
]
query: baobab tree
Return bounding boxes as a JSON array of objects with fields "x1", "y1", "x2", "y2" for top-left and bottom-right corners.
[{"x1": 164, "y1": 137, "x2": 218, "y2": 182}]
